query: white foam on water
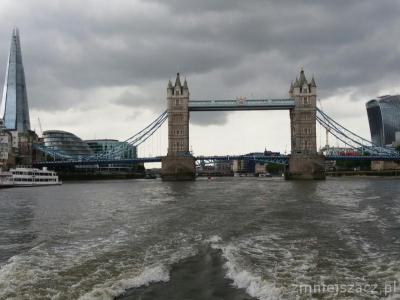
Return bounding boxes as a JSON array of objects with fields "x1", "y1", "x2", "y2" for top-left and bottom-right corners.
[
  {"x1": 205, "y1": 235, "x2": 222, "y2": 244},
  {"x1": 78, "y1": 265, "x2": 170, "y2": 300},
  {"x1": 395, "y1": 206, "x2": 400, "y2": 225},
  {"x1": 0, "y1": 228, "x2": 135, "y2": 299},
  {"x1": 222, "y1": 245, "x2": 282, "y2": 300},
  {"x1": 206, "y1": 236, "x2": 282, "y2": 300},
  {"x1": 74, "y1": 238, "x2": 197, "y2": 300},
  {"x1": 0, "y1": 245, "x2": 51, "y2": 299}
]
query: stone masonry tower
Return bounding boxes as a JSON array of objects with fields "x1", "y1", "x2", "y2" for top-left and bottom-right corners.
[
  {"x1": 286, "y1": 69, "x2": 325, "y2": 179},
  {"x1": 161, "y1": 73, "x2": 196, "y2": 180},
  {"x1": 290, "y1": 69, "x2": 317, "y2": 154},
  {"x1": 167, "y1": 73, "x2": 190, "y2": 155}
]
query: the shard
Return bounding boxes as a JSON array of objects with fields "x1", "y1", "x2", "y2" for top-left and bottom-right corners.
[{"x1": 0, "y1": 28, "x2": 31, "y2": 132}]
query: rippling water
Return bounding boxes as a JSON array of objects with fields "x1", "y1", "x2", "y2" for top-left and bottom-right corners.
[{"x1": 0, "y1": 177, "x2": 400, "y2": 300}]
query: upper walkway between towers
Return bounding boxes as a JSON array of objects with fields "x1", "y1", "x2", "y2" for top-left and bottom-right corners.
[{"x1": 188, "y1": 98, "x2": 295, "y2": 111}]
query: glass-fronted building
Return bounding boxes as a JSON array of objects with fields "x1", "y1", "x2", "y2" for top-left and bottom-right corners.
[
  {"x1": 0, "y1": 28, "x2": 31, "y2": 133},
  {"x1": 43, "y1": 130, "x2": 93, "y2": 158},
  {"x1": 85, "y1": 139, "x2": 137, "y2": 159},
  {"x1": 366, "y1": 95, "x2": 400, "y2": 147}
]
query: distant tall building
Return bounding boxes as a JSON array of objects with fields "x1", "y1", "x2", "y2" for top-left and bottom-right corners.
[
  {"x1": 0, "y1": 28, "x2": 31, "y2": 133},
  {"x1": 366, "y1": 95, "x2": 400, "y2": 146}
]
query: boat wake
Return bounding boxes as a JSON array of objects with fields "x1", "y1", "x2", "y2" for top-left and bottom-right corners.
[
  {"x1": 208, "y1": 235, "x2": 282, "y2": 300},
  {"x1": 79, "y1": 265, "x2": 170, "y2": 300}
]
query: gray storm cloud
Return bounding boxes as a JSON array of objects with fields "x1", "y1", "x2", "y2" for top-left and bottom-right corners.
[{"x1": 0, "y1": 0, "x2": 399, "y2": 126}]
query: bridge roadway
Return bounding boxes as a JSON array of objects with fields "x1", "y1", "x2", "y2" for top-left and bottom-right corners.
[
  {"x1": 32, "y1": 154, "x2": 400, "y2": 168},
  {"x1": 188, "y1": 99, "x2": 295, "y2": 111}
]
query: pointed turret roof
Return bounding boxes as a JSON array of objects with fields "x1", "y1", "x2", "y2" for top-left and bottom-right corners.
[
  {"x1": 310, "y1": 76, "x2": 316, "y2": 87},
  {"x1": 183, "y1": 78, "x2": 188, "y2": 89},
  {"x1": 289, "y1": 81, "x2": 294, "y2": 93},
  {"x1": 294, "y1": 77, "x2": 300, "y2": 88},
  {"x1": 174, "y1": 72, "x2": 182, "y2": 87},
  {"x1": 299, "y1": 68, "x2": 307, "y2": 86},
  {"x1": 167, "y1": 80, "x2": 173, "y2": 89}
]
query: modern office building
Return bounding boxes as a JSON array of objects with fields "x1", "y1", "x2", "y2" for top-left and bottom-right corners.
[
  {"x1": 85, "y1": 139, "x2": 137, "y2": 159},
  {"x1": 43, "y1": 130, "x2": 93, "y2": 158},
  {"x1": 366, "y1": 95, "x2": 400, "y2": 147},
  {"x1": 0, "y1": 28, "x2": 31, "y2": 133}
]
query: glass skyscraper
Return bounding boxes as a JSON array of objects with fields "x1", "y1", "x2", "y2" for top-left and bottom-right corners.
[
  {"x1": 0, "y1": 28, "x2": 31, "y2": 133},
  {"x1": 366, "y1": 95, "x2": 400, "y2": 146}
]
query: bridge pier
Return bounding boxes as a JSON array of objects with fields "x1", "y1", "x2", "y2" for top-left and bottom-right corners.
[
  {"x1": 285, "y1": 154, "x2": 325, "y2": 180},
  {"x1": 286, "y1": 69, "x2": 325, "y2": 180},
  {"x1": 161, "y1": 73, "x2": 196, "y2": 181},
  {"x1": 161, "y1": 156, "x2": 196, "y2": 181}
]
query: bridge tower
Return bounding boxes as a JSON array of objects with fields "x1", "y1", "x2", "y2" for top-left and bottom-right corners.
[
  {"x1": 286, "y1": 69, "x2": 325, "y2": 179},
  {"x1": 161, "y1": 73, "x2": 196, "y2": 180}
]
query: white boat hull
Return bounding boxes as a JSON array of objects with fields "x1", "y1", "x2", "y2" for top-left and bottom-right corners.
[
  {"x1": 8, "y1": 182, "x2": 62, "y2": 187},
  {"x1": 0, "y1": 167, "x2": 62, "y2": 188}
]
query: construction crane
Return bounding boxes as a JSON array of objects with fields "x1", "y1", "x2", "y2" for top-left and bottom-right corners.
[
  {"x1": 37, "y1": 117, "x2": 43, "y2": 137},
  {"x1": 317, "y1": 98, "x2": 330, "y2": 150}
]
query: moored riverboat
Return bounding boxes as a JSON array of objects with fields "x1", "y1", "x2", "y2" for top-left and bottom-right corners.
[{"x1": 0, "y1": 167, "x2": 61, "y2": 187}]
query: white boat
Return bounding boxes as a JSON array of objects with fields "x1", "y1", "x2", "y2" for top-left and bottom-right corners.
[
  {"x1": 0, "y1": 167, "x2": 62, "y2": 188},
  {"x1": 259, "y1": 173, "x2": 272, "y2": 177},
  {"x1": 0, "y1": 172, "x2": 14, "y2": 188}
]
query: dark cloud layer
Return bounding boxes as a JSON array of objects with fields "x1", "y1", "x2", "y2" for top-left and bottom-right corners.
[{"x1": 0, "y1": 0, "x2": 399, "y2": 125}]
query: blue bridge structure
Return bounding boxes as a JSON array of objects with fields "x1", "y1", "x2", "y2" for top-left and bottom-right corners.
[
  {"x1": 32, "y1": 70, "x2": 400, "y2": 179},
  {"x1": 188, "y1": 98, "x2": 295, "y2": 111},
  {"x1": 32, "y1": 154, "x2": 400, "y2": 169}
]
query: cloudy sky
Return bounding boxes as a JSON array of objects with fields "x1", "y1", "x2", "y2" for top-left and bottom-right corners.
[{"x1": 0, "y1": 0, "x2": 399, "y2": 157}]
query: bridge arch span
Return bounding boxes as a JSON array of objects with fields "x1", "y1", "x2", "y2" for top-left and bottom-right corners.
[{"x1": 161, "y1": 70, "x2": 325, "y2": 180}]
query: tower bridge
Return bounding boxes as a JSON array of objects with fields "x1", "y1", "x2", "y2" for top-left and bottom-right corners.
[
  {"x1": 32, "y1": 69, "x2": 400, "y2": 180},
  {"x1": 4, "y1": 29, "x2": 398, "y2": 178},
  {"x1": 161, "y1": 69, "x2": 325, "y2": 180}
]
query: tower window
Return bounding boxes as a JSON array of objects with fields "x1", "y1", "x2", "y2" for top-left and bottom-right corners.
[{"x1": 304, "y1": 112, "x2": 312, "y2": 120}]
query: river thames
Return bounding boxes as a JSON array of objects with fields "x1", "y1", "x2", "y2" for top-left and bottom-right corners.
[{"x1": 0, "y1": 177, "x2": 399, "y2": 300}]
